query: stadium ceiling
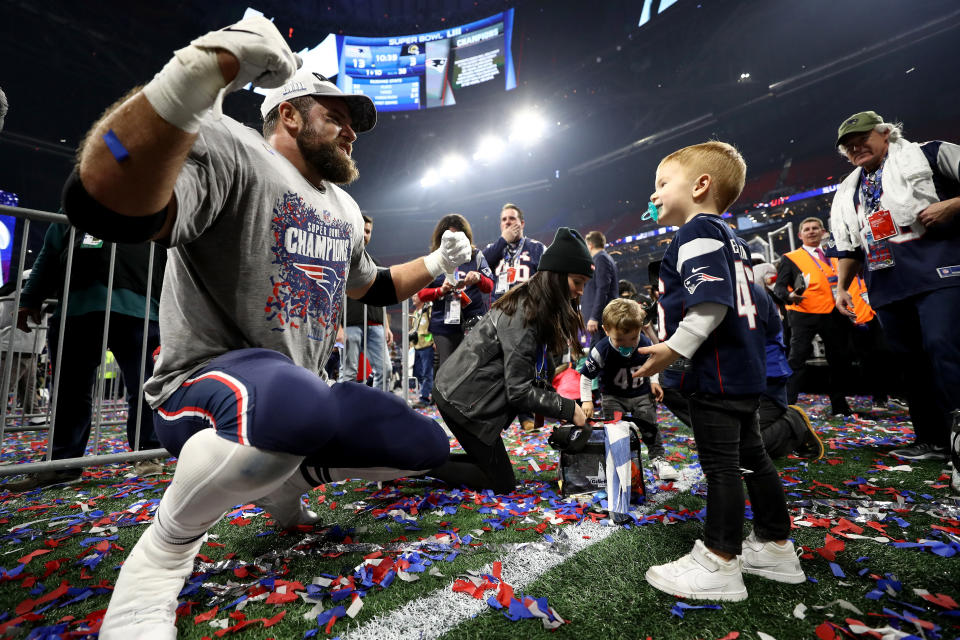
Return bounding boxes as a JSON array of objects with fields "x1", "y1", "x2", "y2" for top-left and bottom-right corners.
[{"x1": 1, "y1": 0, "x2": 958, "y2": 259}]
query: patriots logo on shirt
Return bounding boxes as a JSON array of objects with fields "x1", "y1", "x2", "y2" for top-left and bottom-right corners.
[
  {"x1": 267, "y1": 192, "x2": 351, "y2": 342},
  {"x1": 294, "y1": 264, "x2": 339, "y2": 302},
  {"x1": 683, "y1": 268, "x2": 724, "y2": 294}
]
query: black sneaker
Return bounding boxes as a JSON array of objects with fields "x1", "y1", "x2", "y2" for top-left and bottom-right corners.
[
  {"x1": 3, "y1": 469, "x2": 83, "y2": 492},
  {"x1": 890, "y1": 443, "x2": 948, "y2": 461}
]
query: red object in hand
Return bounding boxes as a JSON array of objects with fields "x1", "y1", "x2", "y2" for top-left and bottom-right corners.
[{"x1": 458, "y1": 290, "x2": 471, "y2": 305}]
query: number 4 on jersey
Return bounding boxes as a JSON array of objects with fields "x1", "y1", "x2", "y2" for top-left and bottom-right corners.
[{"x1": 734, "y1": 260, "x2": 757, "y2": 329}]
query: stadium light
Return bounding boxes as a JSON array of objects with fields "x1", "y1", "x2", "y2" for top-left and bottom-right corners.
[
  {"x1": 439, "y1": 154, "x2": 468, "y2": 180},
  {"x1": 420, "y1": 168, "x2": 439, "y2": 188},
  {"x1": 473, "y1": 135, "x2": 506, "y2": 163},
  {"x1": 509, "y1": 110, "x2": 546, "y2": 146}
]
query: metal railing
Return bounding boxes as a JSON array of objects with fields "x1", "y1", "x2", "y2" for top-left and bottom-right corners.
[{"x1": 0, "y1": 204, "x2": 166, "y2": 476}]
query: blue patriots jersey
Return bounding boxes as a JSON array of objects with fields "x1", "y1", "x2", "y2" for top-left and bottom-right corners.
[
  {"x1": 578, "y1": 335, "x2": 654, "y2": 398},
  {"x1": 427, "y1": 248, "x2": 494, "y2": 335},
  {"x1": 482, "y1": 236, "x2": 546, "y2": 302},
  {"x1": 657, "y1": 214, "x2": 765, "y2": 395},
  {"x1": 839, "y1": 140, "x2": 960, "y2": 308}
]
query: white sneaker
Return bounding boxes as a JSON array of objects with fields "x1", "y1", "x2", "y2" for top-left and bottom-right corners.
[
  {"x1": 255, "y1": 492, "x2": 320, "y2": 529},
  {"x1": 99, "y1": 526, "x2": 206, "y2": 639},
  {"x1": 645, "y1": 540, "x2": 747, "y2": 601},
  {"x1": 651, "y1": 457, "x2": 680, "y2": 481},
  {"x1": 740, "y1": 531, "x2": 805, "y2": 584}
]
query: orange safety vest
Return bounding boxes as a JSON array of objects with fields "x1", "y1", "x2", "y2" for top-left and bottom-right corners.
[
  {"x1": 783, "y1": 248, "x2": 838, "y2": 314},
  {"x1": 848, "y1": 275, "x2": 876, "y2": 325}
]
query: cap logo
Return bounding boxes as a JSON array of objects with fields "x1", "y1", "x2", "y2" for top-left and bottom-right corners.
[
  {"x1": 311, "y1": 72, "x2": 332, "y2": 83},
  {"x1": 844, "y1": 117, "x2": 858, "y2": 125},
  {"x1": 281, "y1": 81, "x2": 306, "y2": 96}
]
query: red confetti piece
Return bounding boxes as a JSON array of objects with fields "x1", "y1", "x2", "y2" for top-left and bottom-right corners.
[
  {"x1": 194, "y1": 606, "x2": 219, "y2": 624},
  {"x1": 815, "y1": 621, "x2": 836, "y2": 640},
  {"x1": 18, "y1": 549, "x2": 52, "y2": 565},
  {"x1": 918, "y1": 592, "x2": 958, "y2": 609}
]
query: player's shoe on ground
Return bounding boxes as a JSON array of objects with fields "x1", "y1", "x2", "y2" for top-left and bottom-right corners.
[
  {"x1": 889, "y1": 397, "x2": 909, "y2": 411},
  {"x1": 651, "y1": 456, "x2": 680, "y2": 481},
  {"x1": 789, "y1": 405, "x2": 824, "y2": 461},
  {"x1": 255, "y1": 492, "x2": 320, "y2": 529},
  {"x1": 740, "y1": 531, "x2": 805, "y2": 583},
  {"x1": 99, "y1": 526, "x2": 206, "y2": 640},
  {"x1": 645, "y1": 539, "x2": 747, "y2": 601},
  {"x1": 3, "y1": 469, "x2": 82, "y2": 492},
  {"x1": 521, "y1": 419, "x2": 538, "y2": 433},
  {"x1": 133, "y1": 458, "x2": 164, "y2": 477},
  {"x1": 890, "y1": 442, "x2": 948, "y2": 461}
]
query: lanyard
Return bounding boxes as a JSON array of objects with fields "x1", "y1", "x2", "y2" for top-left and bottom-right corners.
[
  {"x1": 805, "y1": 248, "x2": 838, "y2": 284},
  {"x1": 504, "y1": 238, "x2": 526, "y2": 267},
  {"x1": 535, "y1": 344, "x2": 548, "y2": 383},
  {"x1": 859, "y1": 161, "x2": 884, "y2": 213}
]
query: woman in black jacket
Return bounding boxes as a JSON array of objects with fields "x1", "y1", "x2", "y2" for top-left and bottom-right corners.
[{"x1": 429, "y1": 228, "x2": 594, "y2": 493}]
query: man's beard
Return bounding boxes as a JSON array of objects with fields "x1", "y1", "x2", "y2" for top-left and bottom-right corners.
[{"x1": 297, "y1": 125, "x2": 359, "y2": 185}]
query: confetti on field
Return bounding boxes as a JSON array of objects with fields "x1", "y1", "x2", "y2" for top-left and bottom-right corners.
[{"x1": 0, "y1": 394, "x2": 957, "y2": 639}]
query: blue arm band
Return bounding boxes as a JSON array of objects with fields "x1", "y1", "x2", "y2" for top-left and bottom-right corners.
[
  {"x1": 61, "y1": 167, "x2": 168, "y2": 243},
  {"x1": 356, "y1": 267, "x2": 399, "y2": 306}
]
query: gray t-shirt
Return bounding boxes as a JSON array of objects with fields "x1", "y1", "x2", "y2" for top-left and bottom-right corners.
[{"x1": 144, "y1": 116, "x2": 377, "y2": 407}]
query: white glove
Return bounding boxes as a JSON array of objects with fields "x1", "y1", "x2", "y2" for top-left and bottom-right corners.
[
  {"x1": 423, "y1": 230, "x2": 472, "y2": 278},
  {"x1": 143, "y1": 16, "x2": 300, "y2": 133}
]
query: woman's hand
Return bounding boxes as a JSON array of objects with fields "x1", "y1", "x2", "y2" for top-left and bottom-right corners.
[
  {"x1": 573, "y1": 403, "x2": 587, "y2": 426},
  {"x1": 462, "y1": 271, "x2": 482, "y2": 287},
  {"x1": 581, "y1": 401, "x2": 594, "y2": 418}
]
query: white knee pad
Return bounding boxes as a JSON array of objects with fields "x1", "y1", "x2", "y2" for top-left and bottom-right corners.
[{"x1": 156, "y1": 429, "x2": 303, "y2": 542}]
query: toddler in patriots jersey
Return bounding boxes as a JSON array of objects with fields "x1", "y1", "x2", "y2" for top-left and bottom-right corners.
[
  {"x1": 578, "y1": 298, "x2": 678, "y2": 481},
  {"x1": 635, "y1": 141, "x2": 803, "y2": 602}
]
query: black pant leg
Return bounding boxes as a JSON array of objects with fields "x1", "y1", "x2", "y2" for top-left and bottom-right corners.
[
  {"x1": 786, "y1": 311, "x2": 819, "y2": 404},
  {"x1": 429, "y1": 395, "x2": 516, "y2": 493}
]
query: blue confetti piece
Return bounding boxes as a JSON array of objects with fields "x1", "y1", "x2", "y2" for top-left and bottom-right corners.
[
  {"x1": 829, "y1": 562, "x2": 846, "y2": 578},
  {"x1": 487, "y1": 595, "x2": 503, "y2": 610}
]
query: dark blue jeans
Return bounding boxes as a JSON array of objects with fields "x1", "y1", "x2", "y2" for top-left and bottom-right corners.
[
  {"x1": 48, "y1": 312, "x2": 161, "y2": 460},
  {"x1": 876, "y1": 286, "x2": 960, "y2": 447},
  {"x1": 688, "y1": 392, "x2": 791, "y2": 556},
  {"x1": 413, "y1": 346, "x2": 434, "y2": 402}
]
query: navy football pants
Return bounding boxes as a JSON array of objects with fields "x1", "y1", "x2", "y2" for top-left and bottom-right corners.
[{"x1": 154, "y1": 348, "x2": 449, "y2": 471}]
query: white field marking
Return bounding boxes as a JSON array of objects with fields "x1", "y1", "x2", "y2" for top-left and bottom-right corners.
[{"x1": 340, "y1": 467, "x2": 701, "y2": 640}]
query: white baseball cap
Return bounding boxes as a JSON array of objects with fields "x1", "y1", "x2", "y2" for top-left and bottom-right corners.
[{"x1": 260, "y1": 69, "x2": 377, "y2": 133}]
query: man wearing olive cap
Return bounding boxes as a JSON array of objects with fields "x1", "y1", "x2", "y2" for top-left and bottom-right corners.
[{"x1": 829, "y1": 110, "x2": 960, "y2": 461}]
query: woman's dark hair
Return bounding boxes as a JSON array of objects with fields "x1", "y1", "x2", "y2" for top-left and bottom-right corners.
[
  {"x1": 430, "y1": 213, "x2": 474, "y2": 252},
  {"x1": 493, "y1": 270, "x2": 583, "y2": 358},
  {"x1": 618, "y1": 279, "x2": 638, "y2": 298}
]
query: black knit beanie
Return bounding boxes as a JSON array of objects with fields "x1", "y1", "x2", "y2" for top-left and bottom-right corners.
[{"x1": 538, "y1": 227, "x2": 595, "y2": 277}]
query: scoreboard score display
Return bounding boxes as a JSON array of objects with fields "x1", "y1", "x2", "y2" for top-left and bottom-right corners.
[{"x1": 336, "y1": 10, "x2": 516, "y2": 112}]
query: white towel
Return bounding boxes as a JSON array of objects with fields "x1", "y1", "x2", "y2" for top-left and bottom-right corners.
[{"x1": 830, "y1": 138, "x2": 938, "y2": 253}]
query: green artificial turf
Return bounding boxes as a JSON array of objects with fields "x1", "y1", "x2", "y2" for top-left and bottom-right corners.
[{"x1": 0, "y1": 400, "x2": 957, "y2": 640}]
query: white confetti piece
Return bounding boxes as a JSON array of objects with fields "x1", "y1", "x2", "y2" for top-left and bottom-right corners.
[
  {"x1": 792, "y1": 603, "x2": 807, "y2": 619},
  {"x1": 346, "y1": 595, "x2": 364, "y2": 619}
]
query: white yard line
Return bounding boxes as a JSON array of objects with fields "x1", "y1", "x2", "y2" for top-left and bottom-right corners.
[{"x1": 341, "y1": 468, "x2": 701, "y2": 640}]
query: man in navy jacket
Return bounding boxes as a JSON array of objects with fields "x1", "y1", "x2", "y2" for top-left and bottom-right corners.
[{"x1": 581, "y1": 231, "x2": 619, "y2": 345}]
